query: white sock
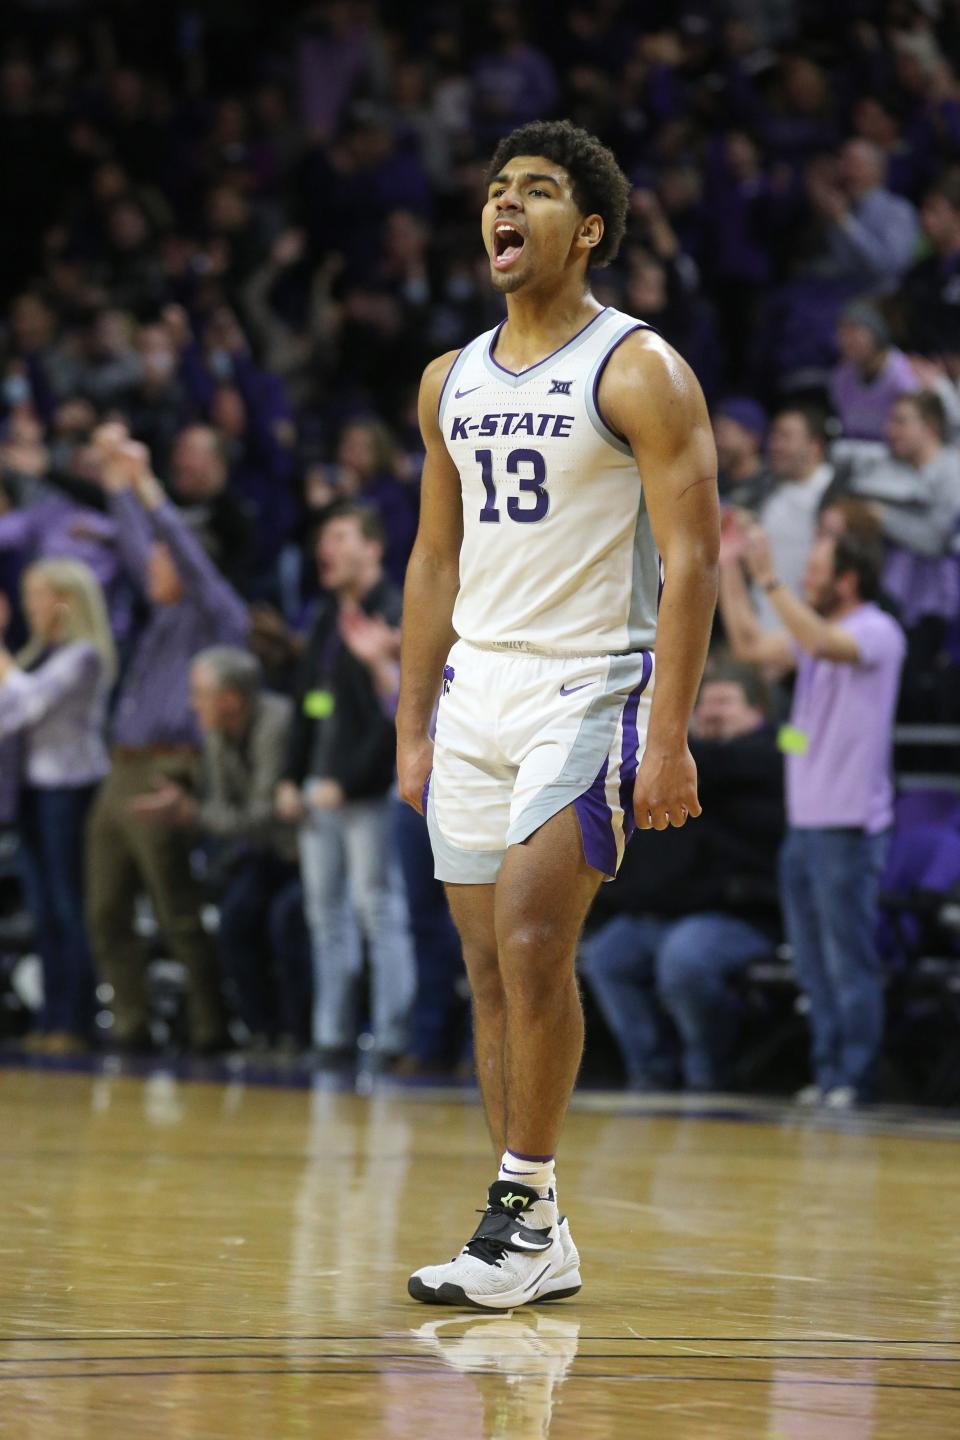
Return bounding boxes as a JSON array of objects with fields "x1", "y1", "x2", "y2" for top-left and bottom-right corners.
[{"x1": 498, "y1": 1149, "x2": 556, "y2": 1198}]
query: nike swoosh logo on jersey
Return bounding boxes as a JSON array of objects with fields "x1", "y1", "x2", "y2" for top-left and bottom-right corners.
[
  {"x1": 454, "y1": 384, "x2": 484, "y2": 398},
  {"x1": 559, "y1": 681, "x2": 596, "y2": 696}
]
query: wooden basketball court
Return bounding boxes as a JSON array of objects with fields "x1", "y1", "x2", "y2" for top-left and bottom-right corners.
[{"x1": 2, "y1": 1060, "x2": 957, "y2": 1438}]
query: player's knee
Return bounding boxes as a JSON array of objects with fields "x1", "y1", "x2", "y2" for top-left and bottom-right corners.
[{"x1": 500, "y1": 922, "x2": 572, "y2": 1005}]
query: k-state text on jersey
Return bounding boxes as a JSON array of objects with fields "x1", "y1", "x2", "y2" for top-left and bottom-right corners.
[{"x1": 449, "y1": 412, "x2": 576, "y2": 441}]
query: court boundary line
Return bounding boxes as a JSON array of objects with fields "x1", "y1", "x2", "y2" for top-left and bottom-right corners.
[{"x1": 0, "y1": 1367, "x2": 956, "y2": 1389}]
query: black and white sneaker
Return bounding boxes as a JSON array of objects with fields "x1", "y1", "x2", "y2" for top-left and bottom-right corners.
[{"x1": 407, "y1": 1180, "x2": 580, "y2": 1311}]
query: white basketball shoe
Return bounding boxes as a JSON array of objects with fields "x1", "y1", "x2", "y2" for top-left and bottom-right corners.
[{"x1": 408, "y1": 1180, "x2": 581, "y2": 1311}]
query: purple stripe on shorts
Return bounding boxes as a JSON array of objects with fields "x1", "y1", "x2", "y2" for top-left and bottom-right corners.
[
  {"x1": 573, "y1": 756, "x2": 617, "y2": 877},
  {"x1": 421, "y1": 769, "x2": 432, "y2": 814},
  {"x1": 618, "y1": 651, "x2": 654, "y2": 843}
]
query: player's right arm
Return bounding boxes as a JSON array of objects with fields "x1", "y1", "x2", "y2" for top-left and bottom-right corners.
[{"x1": 396, "y1": 351, "x2": 463, "y2": 815}]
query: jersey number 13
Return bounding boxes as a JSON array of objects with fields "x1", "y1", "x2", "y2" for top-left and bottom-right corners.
[{"x1": 475, "y1": 448, "x2": 549, "y2": 524}]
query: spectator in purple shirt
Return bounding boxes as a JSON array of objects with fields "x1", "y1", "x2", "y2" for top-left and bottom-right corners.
[
  {"x1": 830, "y1": 301, "x2": 918, "y2": 441},
  {"x1": 719, "y1": 517, "x2": 906, "y2": 1108},
  {"x1": 0, "y1": 559, "x2": 115, "y2": 1052},
  {"x1": 84, "y1": 427, "x2": 249, "y2": 1054}
]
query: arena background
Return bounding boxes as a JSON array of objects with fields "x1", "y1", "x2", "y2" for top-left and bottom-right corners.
[{"x1": 1, "y1": 5, "x2": 960, "y2": 1435}]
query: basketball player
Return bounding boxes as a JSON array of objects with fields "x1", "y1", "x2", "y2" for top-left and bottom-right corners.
[{"x1": 397, "y1": 120, "x2": 719, "y2": 1309}]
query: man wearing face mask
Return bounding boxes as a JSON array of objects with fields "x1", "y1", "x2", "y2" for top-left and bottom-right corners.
[
  {"x1": 84, "y1": 426, "x2": 249, "y2": 1053},
  {"x1": 122, "y1": 322, "x2": 187, "y2": 479}
]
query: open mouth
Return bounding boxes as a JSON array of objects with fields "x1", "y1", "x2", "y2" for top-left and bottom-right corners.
[{"x1": 493, "y1": 221, "x2": 526, "y2": 269}]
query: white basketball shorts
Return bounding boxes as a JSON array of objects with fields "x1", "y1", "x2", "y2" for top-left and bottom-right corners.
[{"x1": 424, "y1": 639, "x2": 654, "y2": 884}]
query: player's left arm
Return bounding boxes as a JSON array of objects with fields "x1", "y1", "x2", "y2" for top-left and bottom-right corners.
[{"x1": 601, "y1": 331, "x2": 720, "y2": 831}]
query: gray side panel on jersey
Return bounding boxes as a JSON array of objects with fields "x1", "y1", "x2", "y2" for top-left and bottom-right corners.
[
  {"x1": 505, "y1": 651, "x2": 649, "y2": 849},
  {"x1": 583, "y1": 318, "x2": 647, "y2": 457},
  {"x1": 627, "y1": 493, "x2": 660, "y2": 650},
  {"x1": 427, "y1": 774, "x2": 504, "y2": 884},
  {"x1": 480, "y1": 307, "x2": 622, "y2": 388},
  {"x1": 583, "y1": 317, "x2": 659, "y2": 647}
]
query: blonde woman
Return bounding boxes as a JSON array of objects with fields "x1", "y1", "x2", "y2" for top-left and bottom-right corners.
[{"x1": 0, "y1": 559, "x2": 116, "y2": 1052}]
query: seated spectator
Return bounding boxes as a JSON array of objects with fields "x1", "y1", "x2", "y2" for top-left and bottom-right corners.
[
  {"x1": 471, "y1": 7, "x2": 558, "y2": 146},
  {"x1": 335, "y1": 418, "x2": 419, "y2": 589},
  {"x1": 703, "y1": 133, "x2": 774, "y2": 383},
  {"x1": 121, "y1": 321, "x2": 188, "y2": 479},
  {"x1": 755, "y1": 406, "x2": 834, "y2": 627},
  {"x1": 807, "y1": 140, "x2": 919, "y2": 293},
  {"x1": 0, "y1": 559, "x2": 115, "y2": 1052},
  {"x1": 899, "y1": 171, "x2": 960, "y2": 358},
  {"x1": 85, "y1": 427, "x2": 249, "y2": 1054},
  {"x1": 851, "y1": 94, "x2": 929, "y2": 202},
  {"x1": 625, "y1": 246, "x2": 720, "y2": 401},
  {"x1": 168, "y1": 424, "x2": 253, "y2": 590},
  {"x1": 174, "y1": 305, "x2": 298, "y2": 567},
  {"x1": 713, "y1": 397, "x2": 772, "y2": 511},
  {"x1": 581, "y1": 661, "x2": 784, "y2": 1092},
  {"x1": 76, "y1": 309, "x2": 141, "y2": 409},
  {"x1": 277, "y1": 501, "x2": 414, "y2": 1067},
  {"x1": 829, "y1": 302, "x2": 917, "y2": 441},
  {"x1": 768, "y1": 142, "x2": 921, "y2": 386},
  {"x1": 847, "y1": 392, "x2": 960, "y2": 638},
  {"x1": 131, "y1": 647, "x2": 310, "y2": 1052},
  {"x1": 3, "y1": 293, "x2": 77, "y2": 419},
  {"x1": 719, "y1": 518, "x2": 906, "y2": 1106}
]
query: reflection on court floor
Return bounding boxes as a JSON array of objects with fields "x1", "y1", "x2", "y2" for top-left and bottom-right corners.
[{"x1": 1, "y1": 1061, "x2": 958, "y2": 1439}]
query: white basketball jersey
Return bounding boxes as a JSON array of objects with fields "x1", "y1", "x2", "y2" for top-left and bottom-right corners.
[{"x1": 439, "y1": 306, "x2": 660, "y2": 656}]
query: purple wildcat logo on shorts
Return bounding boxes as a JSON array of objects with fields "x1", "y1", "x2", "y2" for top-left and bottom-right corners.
[{"x1": 442, "y1": 665, "x2": 455, "y2": 695}]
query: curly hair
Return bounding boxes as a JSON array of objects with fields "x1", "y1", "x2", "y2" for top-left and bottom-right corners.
[{"x1": 486, "y1": 120, "x2": 632, "y2": 269}]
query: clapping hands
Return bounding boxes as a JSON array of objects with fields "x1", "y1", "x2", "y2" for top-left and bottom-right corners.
[
  {"x1": 719, "y1": 508, "x2": 777, "y2": 586},
  {"x1": 338, "y1": 605, "x2": 401, "y2": 667},
  {"x1": 92, "y1": 424, "x2": 164, "y2": 509}
]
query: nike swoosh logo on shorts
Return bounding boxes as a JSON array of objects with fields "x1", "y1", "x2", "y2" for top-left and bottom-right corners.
[
  {"x1": 559, "y1": 681, "x2": 596, "y2": 697},
  {"x1": 454, "y1": 384, "x2": 484, "y2": 398}
]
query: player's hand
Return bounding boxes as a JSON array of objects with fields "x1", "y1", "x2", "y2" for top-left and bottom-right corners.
[
  {"x1": 633, "y1": 745, "x2": 701, "y2": 831},
  {"x1": 397, "y1": 736, "x2": 434, "y2": 816}
]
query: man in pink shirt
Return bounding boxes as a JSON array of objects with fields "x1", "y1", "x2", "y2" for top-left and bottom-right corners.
[{"x1": 718, "y1": 516, "x2": 905, "y2": 1107}]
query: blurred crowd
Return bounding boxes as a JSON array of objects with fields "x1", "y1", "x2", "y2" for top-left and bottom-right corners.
[{"x1": 2, "y1": 1, "x2": 960, "y2": 1098}]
